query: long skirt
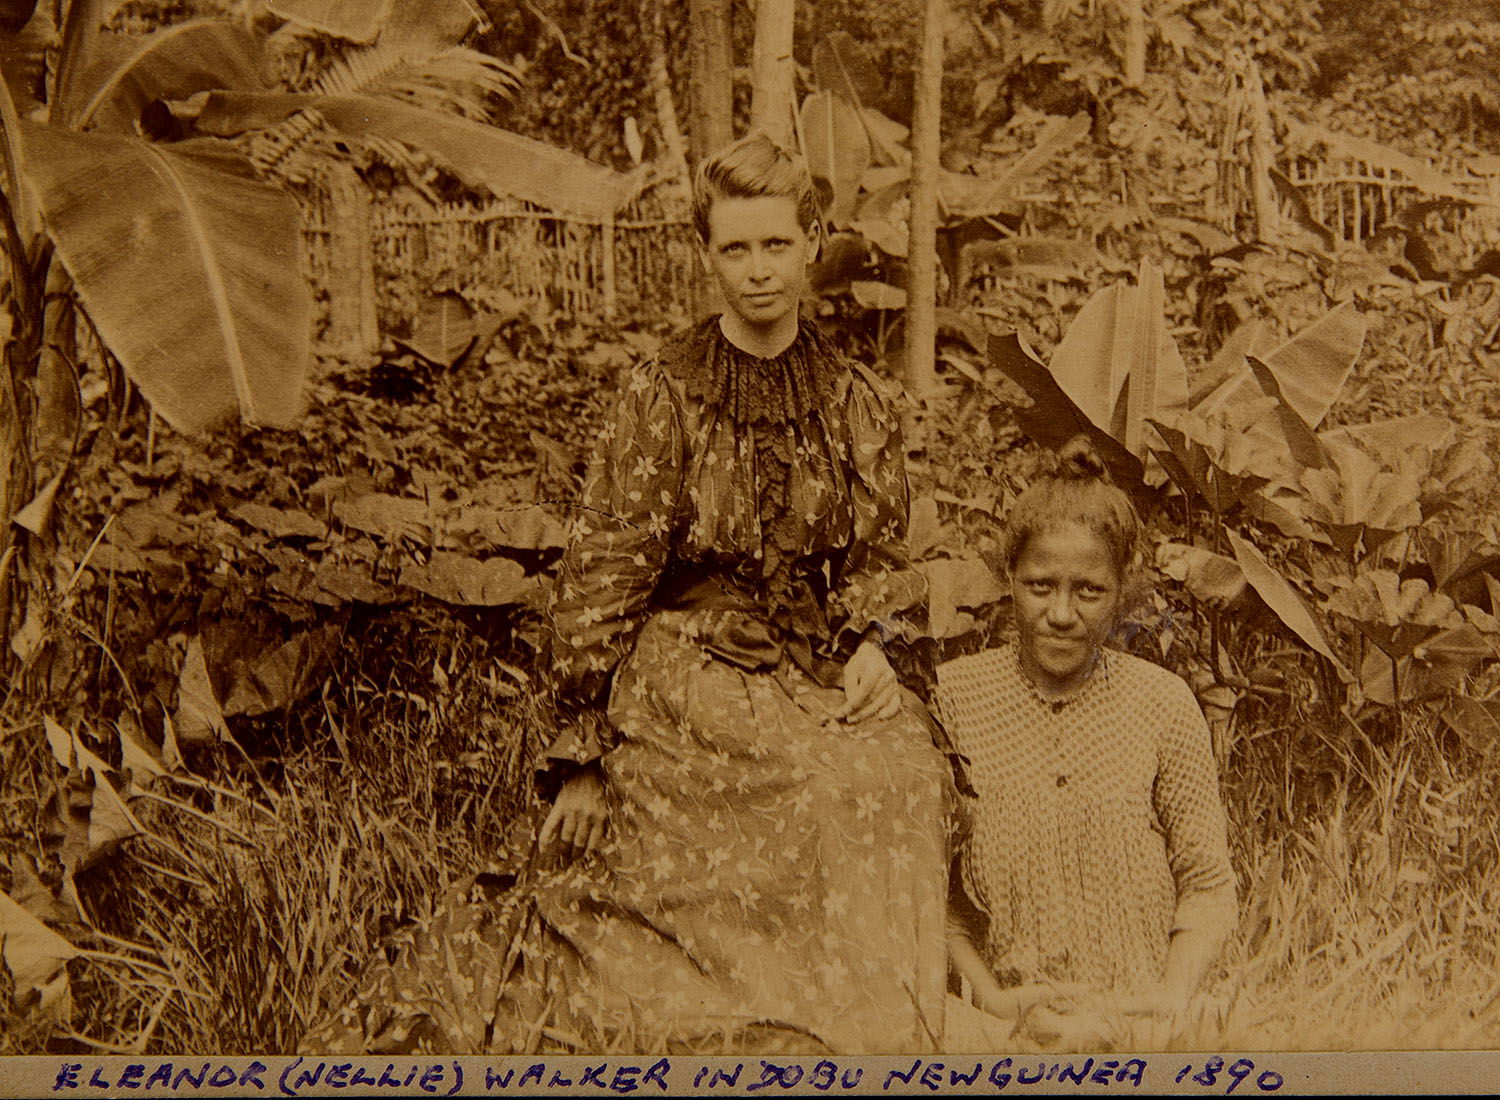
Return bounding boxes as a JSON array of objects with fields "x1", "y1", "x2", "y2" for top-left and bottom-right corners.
[{"x1": 301, "y1": 608, "x2": 952, "y2": 1054}]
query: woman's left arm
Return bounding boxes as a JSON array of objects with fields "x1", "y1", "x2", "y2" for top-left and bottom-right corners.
[
  {"x1": 1148, "y1": 678, "x2": 1239, "y2": 1006},
  {"x1": 830, "y1": 368, "x2": 926, "y2": 722}
]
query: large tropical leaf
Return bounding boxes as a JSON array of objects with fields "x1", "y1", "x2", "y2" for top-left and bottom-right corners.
[
  {"x1": 0, "y1": 888, "x2": 77, "y2": 1019},
  {"x1": 21, "y1": 124, "x2": 309, "y2": 431},
  {"x1": 1195, "y1": 302, "x2": 1366, "y2": 429},
  {"x1": 987, "y1": 330, "x2": 1145, "y2": 488},
  {"x1": 947, "y1": 112, "x2": 1090, "y2": 218},
  {"x1": 1294, "y1": 438, "x2": 1422, "y2": 562},
  {"x1": 74, "y1": 19, "x2": 269, "y2": 133},
  {"x1": 800, "y1": 90, "x2": 870, "y2": 227},
  {"x1": 1228, "y1": 531, "x2": 1349, "y2": 679},
  {"x1": 1044, "y1": 257, "x2": 1188, "y2": 462},
  {"x1": 270, "y1": 0, "x2": 480, "y2": 51},
  {"x1": 197, "y1": 91, "x2": 629, "y2": 219},
  {"x1": 812, "y1": 31, "x2": 879, "y2": 107},
  {"x1": 1257, "y1": 301, "x2": 1366, "y2": 429},
  {"x1": 268, "y1": 0, "x2": 395, "y2": 43}
]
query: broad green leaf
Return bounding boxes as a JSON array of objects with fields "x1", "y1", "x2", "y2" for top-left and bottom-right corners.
[
  {"x1": 117, "y1": 718, "x2": 168, "y2": 783},
  {"x1": 1227, "y1": 532, "x2": 1348, "y2": 678},
  {"x1": 812, "y1": 31, "x2": 879, "y2": 107},
  {"x1": 1296, "y1": 439, "x2": 1422, "y2": 562},
  {"x1": 231, "y1": 501, "x2": 325, "y2": 541},
  {"x1": 918, "y1": 556, "x2": 1005, "y2": 639},
  {"x1": 1193, "y1": 306, "x2": 1365, "y2": 466},
  {"x1": 268, "y1": 0, "x2": 395, "y2": 43},
  {"x1": 0, "y1": 889, "x2": 77, "y2": 1010},
  {"x1": 1413, "y1": 623, "x2": 1492, "y2": 695},
  {"x1": 1045, "y1": 258, "x2": 1187, "y2": 464},
  {"x1": 1148, "y1": 405, "x2": 1277, "y2": 514},
  {"x1": 197, "y1": 91, "x2": 629, "y2": 220},
  {"x1": 949, "y1": 112, "x2": 1090, "y2": 218},
  {"x1": 13, "y1": 472, "x2": 60, "y2": 536},
  {"x1": 1247, "y1": 354, "x2": 1329, "y2": 471},
  {"x1": 51, "y1": 0, "x2": 107, "y2": 127},
  {"x1": 0, "y1": 5, "x2": 47, "y2": 237},
  {"x1": 1325, "y1": 571, "x2": 1460, "y2": 660},
  {"x1": 75, "y1": 20, "x2": 269, "y2": 133},
  {"x1": 222, "y1": 624, "x2": 339, "y2": 716},
  {"x1": 21, "y1": 124, "x2": 308, "y2": 432},
  {"x1": 332, "y1": 491, "x2": 432, "y2": 542},
  {"x1": 1189, "y1": 319, "x2": 1267, "y2": 411},
  {"x1": 397, "y1": 290, "x2": 520, "y2": 367},
  {"x1": 43, "y1": 716, "x2": 109, "y2": 778},
  {"x1": 859, "y1": 107, "x2": 910, "y2": 167},
  {"x1": 42, "y1": 716, "x2": 72, "y2": 770},
  {"x1": 399, "y1": 552, "x2": 539, "y2": 607},
  {"x1": 800, "y1": 90, "x2": 870, "y2": 227},
  {"x1": 1321, "y1": 413, "x2": 1453, "y2": 463},
  {"x1": 267, "y1": 560, "x2": 397, "y2": 606},
  {"x1": 1155, "y1": 541, "x2": 1246, "y2": 605},
  {"x1": 1255, "y1": 300, "x2": 1366, "y2": 430},
  {"x1": 175, "y1": 635, "x2": 228, "y2": 745},
  {"x1": 448, "y1": 503, "x2": 568, "y2": 554},
  {"x1": 850, "y1": 280, "x2": 906, "y2": 310},
  {"x1": 270, "y1": 0, "x2": 480, "y2": 49},
  {"x1": 1415, "y1": 529, "x2": 1500, "y2": 594},
  {"x1": 80, "y1": 770, "x2": 142, "y2": 871},
  {"x1": 988, "y1": 330, "x2": 1145, "y2": 488}
]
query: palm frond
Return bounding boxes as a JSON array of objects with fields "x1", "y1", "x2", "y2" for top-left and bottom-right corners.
[
  {"x1": 245, "y1": 106, "x2": 330, "y2": 185},
  {"x1": 310, "y1": 43, "x2": 521, "y2": 118}
]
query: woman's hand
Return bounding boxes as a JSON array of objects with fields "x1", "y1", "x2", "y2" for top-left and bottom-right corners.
[
  {"x1": 538, "y1": 763, "x2": 608, "y2": 864},
  {"x1": 839, "y1": 641, "x2": 902, "y2": 724}
]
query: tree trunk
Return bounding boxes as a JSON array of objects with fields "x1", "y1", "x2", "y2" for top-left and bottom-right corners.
[
  {"x1": 646, "y1": 0, "x2": 691, "y2": 195},
  {"x1": 1245, "y1": 59, "x2": 1279, "y2": 242},
  {"x1": 904, "y1": 0, "x2": 943, "y2": 398},
  {"x1": 688, "y1": 0, "x2": 734, "y2": 162},
  {"x1": 750, "y1": 0, "x2": 796, "y2": 147}
]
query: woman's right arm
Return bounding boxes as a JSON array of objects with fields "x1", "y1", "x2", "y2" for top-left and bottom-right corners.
[{"x1": 535, "y1": 362, "x2": 685, "y2": 857}]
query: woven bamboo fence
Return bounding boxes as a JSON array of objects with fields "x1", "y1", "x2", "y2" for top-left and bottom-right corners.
[
  {"x1": 303, "y1": 178, "x2": 695, "y2": 358},
  {"x1": 302, "y1": 122, "x2": 1500, "y2": 360},
  {"x1": 1228, "y1": 120, "x2": 1500, "y2": 250}
]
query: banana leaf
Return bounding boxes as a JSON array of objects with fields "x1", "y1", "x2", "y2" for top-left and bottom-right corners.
[
  {"x1": 74, "y1": 19, "x2": 269, "y2": 133},
  {"x1": 196, "y1": 90, "x2": 629, "y2": 219},
  {"x1": 800, "y1": 90, "x2": 870, "y2": 227},
  {"x1": 21, "y1": 124, "x2": 309, "y2": 432}
]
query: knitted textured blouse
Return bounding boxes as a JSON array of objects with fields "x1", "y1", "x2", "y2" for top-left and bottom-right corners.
[{"x1": 937, "y1": 644, "x2": 1237, "y2": 992}]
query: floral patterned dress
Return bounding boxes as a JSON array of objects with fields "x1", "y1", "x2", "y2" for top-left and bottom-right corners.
[{"x1": 302, "y1": 318, "x2": 952, "y2": 1055}]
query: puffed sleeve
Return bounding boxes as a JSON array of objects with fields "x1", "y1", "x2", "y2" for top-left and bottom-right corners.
[
  {"x1": 827, "y1": 365, "x2": 926, "y2": 652},
  {"x1": 1153, "y1": 679, "x2": 1238, "y2": 945},
  {"x1": 539, "y1": 360, "x2": 685, "y2": 785}
]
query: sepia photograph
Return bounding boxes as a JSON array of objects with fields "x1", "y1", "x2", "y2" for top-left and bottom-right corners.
[{"x1": 2, "y1": 0, "x2": 1499, "y2": 1089}]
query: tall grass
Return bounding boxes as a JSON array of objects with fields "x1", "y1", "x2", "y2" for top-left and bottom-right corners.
[{"x1": 7, "y1": 606, "x2": 1498, "y2": 1054}]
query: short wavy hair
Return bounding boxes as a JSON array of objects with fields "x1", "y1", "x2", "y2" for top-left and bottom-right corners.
[{"x1": 691, "y1": 131, "x2": 820, "y2": 244}]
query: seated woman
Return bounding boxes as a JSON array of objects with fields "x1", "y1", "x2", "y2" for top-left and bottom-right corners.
[
  {"x1": 937, "y1": 438, "x2": 1237, "y2": 1049},
  {"x1": 303, "y1": 134, "x2": 952, "y2": 1055}
]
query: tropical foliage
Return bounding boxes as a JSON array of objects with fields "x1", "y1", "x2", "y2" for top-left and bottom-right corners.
[{"x1": 4, "y1": 0, "x2": 1500, "y2": 1058}]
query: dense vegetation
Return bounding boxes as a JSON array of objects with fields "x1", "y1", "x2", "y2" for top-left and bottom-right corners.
[{"x1": 4, "y1": 0, "x2": 1500, "y2": 1056}]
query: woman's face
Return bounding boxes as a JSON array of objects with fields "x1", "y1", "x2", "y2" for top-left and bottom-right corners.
[
  {"x1": 1012, "y1": 522, "x2": 1123, "y2": 697},
  {"x1": 699, "y1": 195, "x2": 818, "y2": 337}
]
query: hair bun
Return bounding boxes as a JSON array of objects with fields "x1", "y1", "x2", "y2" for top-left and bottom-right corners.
[{"x1": 1055, "y1": 435, "x2": 1108, "y2": 481}]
